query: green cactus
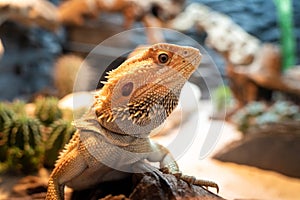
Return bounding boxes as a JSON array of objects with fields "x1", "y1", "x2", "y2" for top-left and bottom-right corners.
[
  {"x1": 34, "y1": 97, "x2": 63, "y2": 126},
  {"x1": 2, "y1": 115, "x2": 43, "y2": 174},
  {"x1": 0, "y1": 102, "x2": 15, "y2": 131},
  {"x1": 0, "y1": 103, "x2": 15, "y2": 162},
  {"x1": 0, "y1": 132, "x2": 8, "y2": 163},
  {"x1": 9, "y1": 100, "x2": 27, "y2": 116},
  {"x1": 44, "y1": 119, "x2": 76, "y2": 168}
]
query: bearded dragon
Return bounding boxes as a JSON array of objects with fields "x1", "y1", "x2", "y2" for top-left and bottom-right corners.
[{"x1": 46, "y1": 43, "x2": 218, "y2": 200}]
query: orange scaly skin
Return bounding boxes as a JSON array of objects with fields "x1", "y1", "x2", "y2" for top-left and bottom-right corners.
[{"x1": 46, "y1": 43, "x2": 218, "y2": 200}]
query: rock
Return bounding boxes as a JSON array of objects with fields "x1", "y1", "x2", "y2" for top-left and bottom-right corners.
[
  {"x1": 214, "y1": 130, "x2": 300, "y2": 178},
  {"x1": 0, "y1": 72, "x2": 23, "y2": 101},
  {"x1": 187, "y1": 0, "x2": 300, "y2": 65},
  {"x1": 58, "y1": 92, "x2": 94, "y2": 113},
  {"x1": 70, "y1": 175, "x2": 134, "y2": 200},
  {"x1": 100, "y1": 195, "x2": 130, "y2": 200},
  {"x1": 130, "y1": 173, "x2": 223, "y2": 200},
  {"x1": 0, "y1": 19, "x2": 63, "y2": 101},
  {"x1": 71, "y1": 171, "x2": 224, "y2": 200}
]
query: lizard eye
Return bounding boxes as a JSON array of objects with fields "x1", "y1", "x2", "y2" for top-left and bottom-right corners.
[
  {"x1": 121, "y1": 82, "x2": 133, "y2": 96},
  {"x1": 158, "y1": 53, "x2": 169, "y2": 64}
]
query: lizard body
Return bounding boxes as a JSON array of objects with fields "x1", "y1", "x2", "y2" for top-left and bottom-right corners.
[{"x1": 46, "y1": 43, "x2": 218, "y2": 200}]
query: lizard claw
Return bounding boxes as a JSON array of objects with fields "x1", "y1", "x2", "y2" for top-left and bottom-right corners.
[
  {"x1": 160, "y1": 167, "x2": 219, "y2": 193},
  {"x1": 195, "y1": 178, "x2": 219, "y2": 193},
  {"x1": 177, "y1": 174, "x2": 219, "y2": 193},
  {"x1": 188, "y1": 176, "x2": 219, "y2": 193}
]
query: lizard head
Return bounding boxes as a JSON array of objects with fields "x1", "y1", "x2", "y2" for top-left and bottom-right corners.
[{"x1": 93, "y1": 43, "x2": 201, "y2": 137}]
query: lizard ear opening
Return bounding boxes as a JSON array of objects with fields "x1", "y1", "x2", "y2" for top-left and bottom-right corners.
[{"x1": 121, "y1": 82, "x2": 134, "y2": 96}]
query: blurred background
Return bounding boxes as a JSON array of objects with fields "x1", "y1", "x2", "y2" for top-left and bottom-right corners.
[{"x1": 0, "y1": 0, "x2": 299, "y2": 199}]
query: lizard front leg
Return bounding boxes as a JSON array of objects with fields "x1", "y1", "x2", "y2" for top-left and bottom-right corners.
[
  {"x1": 147, "y1": 142, "x2": 219, "y2": 193},
  {"x1": 46, "y1": 133, "x2": 88, "y2": 200}
]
